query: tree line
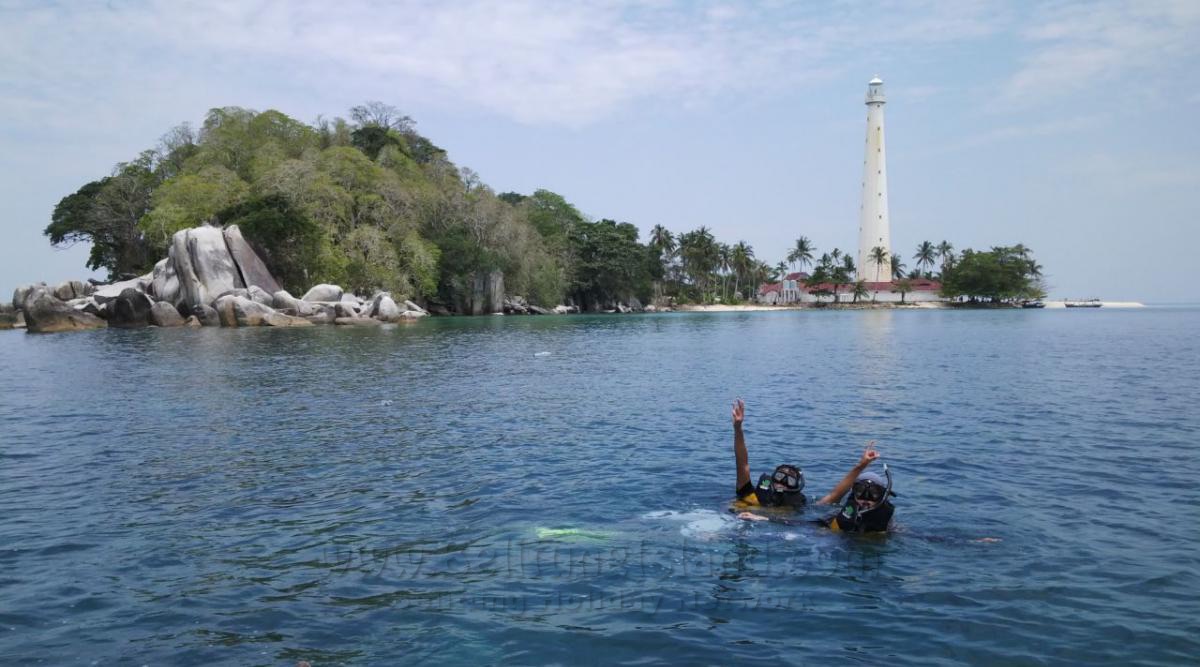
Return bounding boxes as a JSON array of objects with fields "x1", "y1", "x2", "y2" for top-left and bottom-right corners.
[
  {"x1": 44, "y1": 103, "x2": 1045, "y2": 310},
  {"x1": 45, "y1": 104, "x2": 659, "y2": 311}
]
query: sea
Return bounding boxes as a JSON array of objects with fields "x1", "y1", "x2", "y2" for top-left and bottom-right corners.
[{"x1": 2, "y1": 307, "x2": 1198, "y2": 665}]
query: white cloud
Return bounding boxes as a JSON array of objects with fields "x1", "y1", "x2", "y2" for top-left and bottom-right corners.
[
  {"x1": 0, "y1": 0, "x2": 1006, "y2": 128},
  {"x1": 1001, "y1": 0, "x2": 1200, "y2": 106}
]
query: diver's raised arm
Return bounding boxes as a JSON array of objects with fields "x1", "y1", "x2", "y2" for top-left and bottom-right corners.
[
  {"x1": 733, "y1": 399, "x2": 751, "y2": 491},
  {"x1": 816, "y1": 442, "x2": 878, "y2": 505}
]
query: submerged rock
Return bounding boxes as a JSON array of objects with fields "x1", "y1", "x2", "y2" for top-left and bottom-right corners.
[
  {"x1": 23, "y1": 289, "x2": 106, "y2": 333},
  {"x1": 334, "y1": 316, "x2": 382, "y2": 326}
]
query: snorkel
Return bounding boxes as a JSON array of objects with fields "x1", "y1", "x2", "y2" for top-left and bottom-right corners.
[{"x1": 850, "y1": 464, "x2": 894, "y2": 514}]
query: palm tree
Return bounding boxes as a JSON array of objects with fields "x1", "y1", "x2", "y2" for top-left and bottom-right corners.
[
  {"x1": 936, "y1": 240, "x2": 954, "y2": 272},
  {"x1": 717, "y1": 243, "x2": 732, "y2": 301},
  {"x1": 869, "y1": 246, "x2": 889, "y2": 283},
  {"x1": 730, "y1": 241, "x2": 754, "y2": 300},
  {"x1": 650, "y1": 225, "x2": 675, "y2": 257},
  {"x1": 683, "y1": 226, "x2": 718, "y2": 298},
  {"x1": 891, "y1": 253, "x2": 906, "y2": 280},
  {"x1": 841, "y1": 255, "x2": 856, "y2": 281},
  {"x1": 775, "y1": 261, "x2": 788, "y2": 281},
  {"x1": 649, "y1": 225, "x2": 676, "y2": 297},
  {"x1": 914, "y1": 241, "x2": 936, "y2": 277},
  {"x1": 852, "y1": 279, "x2": 869, "y2": 304},
  {"x1": 830, "y1": 247, "x2": 843, "y2": 263},
  {"x1": 892, "y1": 278, "x2": 913, "y2": 304},
  {"x1": 787, "y1": 236, "x2": 814, "y2": 272}
]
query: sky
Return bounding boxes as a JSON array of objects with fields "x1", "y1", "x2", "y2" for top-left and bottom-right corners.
[{"x1": 2, "y1": 0, "x2": 1198, "y2": 302}]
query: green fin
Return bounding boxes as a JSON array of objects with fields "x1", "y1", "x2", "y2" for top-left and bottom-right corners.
[{"x1": 535, "y1": 527, "x2": 612, "y2": 541}]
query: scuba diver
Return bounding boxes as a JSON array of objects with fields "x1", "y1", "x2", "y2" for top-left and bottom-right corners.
[{"x1": 730, "y1": 398, "x2": 896, "y2": 533}]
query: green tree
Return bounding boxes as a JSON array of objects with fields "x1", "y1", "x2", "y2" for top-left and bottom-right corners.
[
  {"x1": 892, "y1": 278, "x2": 913, "y2": 303},
  {"x1": 940, "y1": 245, "x2": 1045, "y2": 302},
  {"x1": 730, "y1": 241, "x2": 754, "y2": 300},
  {"x1": 787, "y1": 236, "x2": 814, "y2": 271},
  {"x1": 678, "y1": 227, "x2": 719, "y2": 301},
  {"x1": 852, "y1": 279, "x2": 869, "y2": 303},
  {"x1": 45, "y1": 155, "x2": 159, "y2": 278},
  {"x1": 568, "y1": 219, "x2": 650, "y2": 309},
  {"x1": 936, "y1": 240, "x2": 954, "y2": 274},
  {"x1": 914, "y1": 240, "x2": 936, "y2": 277},
  {"x1": 869, "y1": 246, "x2": 889, "y2": 282},
  {"x1": 140, "y1": 165, "x2": 249, "y2": 248},
  {"x1": 891, "y1": 253, "x2": 906, "y2": 280}
]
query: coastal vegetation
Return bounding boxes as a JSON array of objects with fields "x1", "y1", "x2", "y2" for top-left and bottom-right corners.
[{"x1": 42, "y1": 102, "x2": 1046, "y2": 311}]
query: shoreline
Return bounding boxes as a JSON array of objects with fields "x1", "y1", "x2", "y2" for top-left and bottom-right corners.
[{"x1": 675, "y1": 301, "x2": 1146, "y2": 312}]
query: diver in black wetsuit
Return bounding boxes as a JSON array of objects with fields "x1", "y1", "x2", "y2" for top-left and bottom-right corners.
[{"x1": 730, "y1": 398, "x2": 896, "y2": 533}]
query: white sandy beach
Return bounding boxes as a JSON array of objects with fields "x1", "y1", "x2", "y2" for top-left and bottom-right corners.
[{"x1": 676, "y1": 301, "x2": 1146, "y2": 312}]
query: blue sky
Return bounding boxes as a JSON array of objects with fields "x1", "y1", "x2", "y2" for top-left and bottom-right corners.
[{"x1": 2, "y1": 0, "x2": 1198, "y2": 301}]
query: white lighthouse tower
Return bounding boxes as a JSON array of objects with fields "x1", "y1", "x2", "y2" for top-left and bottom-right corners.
[{"x1": 857, "y1": 76, "x2": 892, "y2": 283}]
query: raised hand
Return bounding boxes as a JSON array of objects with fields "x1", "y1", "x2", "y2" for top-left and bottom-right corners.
[
  {"x1": 732, "y1": 398, "x2": 745, "y2": 428},
  {"x1": 858, "y1": 440, "x2": 879, "y2": 468}
]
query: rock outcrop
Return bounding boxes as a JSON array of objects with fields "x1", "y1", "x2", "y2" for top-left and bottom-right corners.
[
  {"x1": 223, "y1": 225, "x2": 282, "y2": 295},
  {"x1": 193, "y1": 304, "x2": 220, "y2": 327},
  {"x1": 334, "y1": 302, "x2": 360, "y2": 318},
  {"x1": 149, "y1": 301, "x2": 185, "y2": 327},
  {"x1": 213, "y1": 295, "x2": 313, "y2": 328},
  {"x1": 172, "y1": 225, "x2": 244, "y2": 309},
  {"x1": 53, "y1": 280, "x2": 92, "y2": 301},
  {"x1": 108, "y1": 288, "x2": 154, "y2": 329},
  {"x1": 272, "y1": 290, "x2": 314, "y2": 316},
  {"x1": 149, "y1": 258, "x2": 179, "y2": 305},
  {"x1": 93, "y1": 276, "x2": 152, "y2": 304},
  {"x1": 373, "y1": 295, "x2": 402, "y2": 322},
  {"x1": 13, "y1": 283, "x2": 46, "y2": 311},
  {"x1": 23, "y1": 289, "x2": 106, "y2": 333},
  {"x1": 302, "y1": 284, "x2": 343, "y2": 303}
]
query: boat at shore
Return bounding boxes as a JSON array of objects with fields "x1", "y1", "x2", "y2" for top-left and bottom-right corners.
[
  {"x1": 1065, "y1": 299, "x2": 1102, "y2": 308},
  {"x1": 1021, "y1": 300, "x2": 1045, "y2": 308}
]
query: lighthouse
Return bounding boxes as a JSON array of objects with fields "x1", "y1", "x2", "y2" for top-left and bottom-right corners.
[{"x1": 857, "y1": 76, "x2": 892, "y2": 283}]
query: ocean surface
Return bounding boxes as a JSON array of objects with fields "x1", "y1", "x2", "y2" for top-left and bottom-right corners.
[{"x1": 2, "y1": 308, "x2": 1198, "y2": 665}]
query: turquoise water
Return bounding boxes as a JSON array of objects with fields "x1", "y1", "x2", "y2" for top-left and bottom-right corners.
[{"x1": 2, "y1": 309, "x2": 1198, "y2": 665}]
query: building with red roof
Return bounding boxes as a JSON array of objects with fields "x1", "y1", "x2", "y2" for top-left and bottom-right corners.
[{"x1": 757, "y1": 276, "x2": 942, "y2": 304}]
